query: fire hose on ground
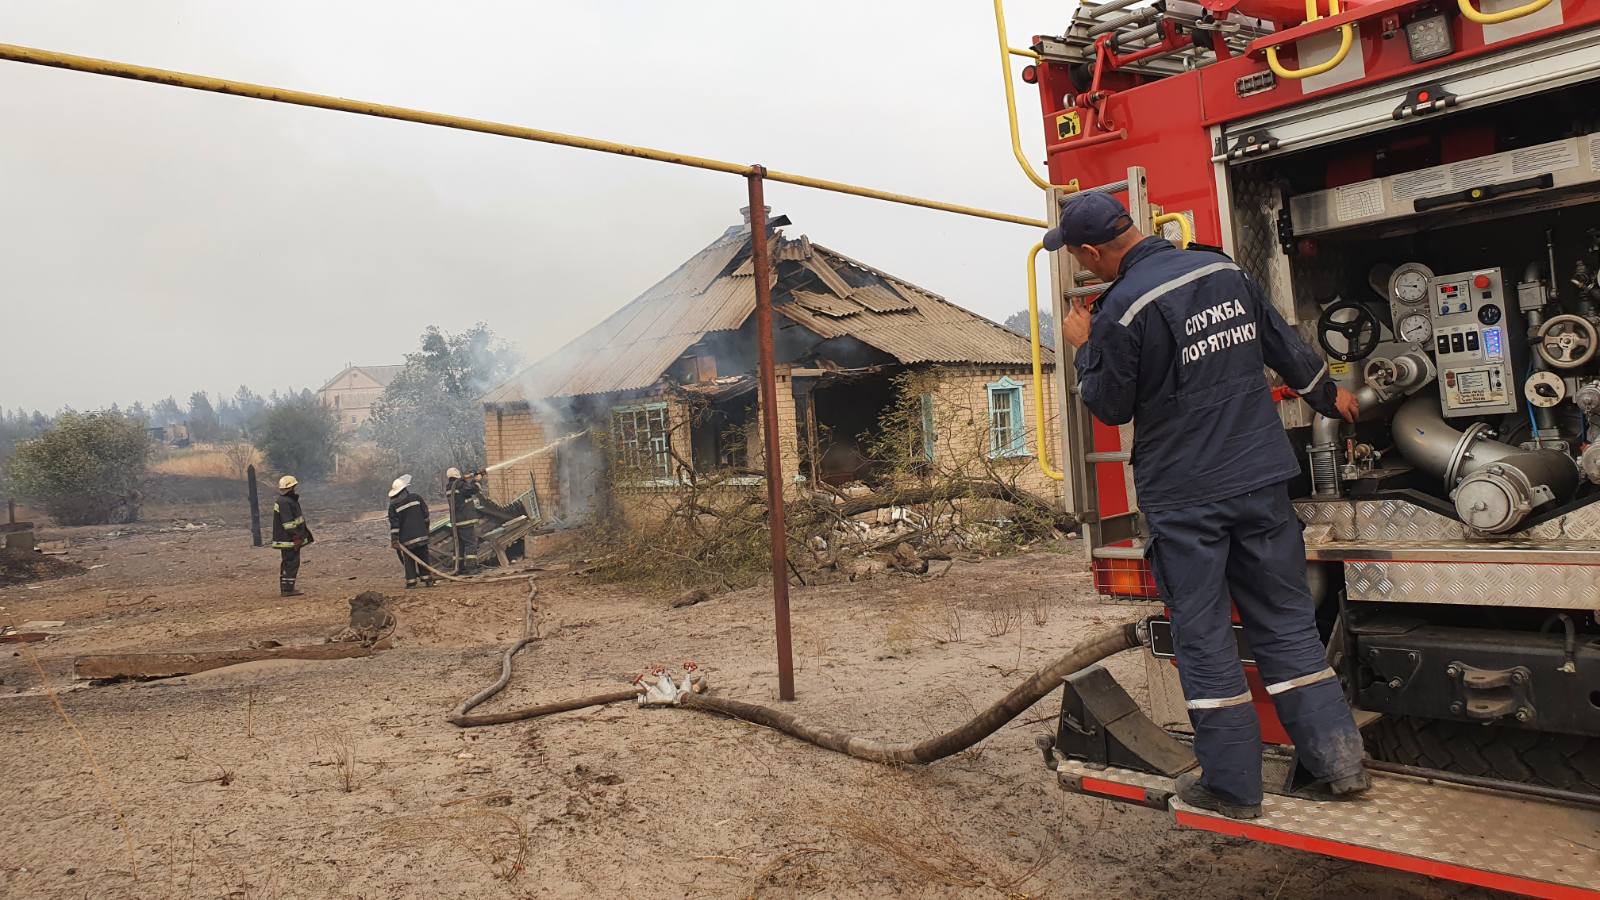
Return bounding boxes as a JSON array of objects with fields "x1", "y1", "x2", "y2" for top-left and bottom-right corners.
[
  {"x1": 448, "y1": 575, "x2": 1143, "y2": 764},
  {"x1": 396, "y1": 542, "x2": 538, "y2": 585}
]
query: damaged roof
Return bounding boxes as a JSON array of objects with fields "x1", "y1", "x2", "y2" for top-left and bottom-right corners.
[{"x1": 483, "y1": 220, "x2": 1051, "y2": 404}]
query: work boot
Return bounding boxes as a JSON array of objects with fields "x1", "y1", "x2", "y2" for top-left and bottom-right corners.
[
  {"x1": 404, "y1": 580, "x2": 417, "y2": 590},
  {"x1": 1175, "y1": 772, "x2": 1262, "y2": 819},
  {"x1": 281, "y1": 588, "x2": 304, "y2": 598},
  {"x1": 1296, "y1": 768, "x2": 1372, "y2": 801}
]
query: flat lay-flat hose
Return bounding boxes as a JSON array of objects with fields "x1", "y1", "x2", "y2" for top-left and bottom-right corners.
[
  {"x1": 448, "y1": 576, "x2": 1141, "y2": 764},
  {"x1": 448, "y1": 577, "x2": 638, "y2": 727},
  {"x1": 679, "y1": 622, "x2": 1140, "y2": 764}
]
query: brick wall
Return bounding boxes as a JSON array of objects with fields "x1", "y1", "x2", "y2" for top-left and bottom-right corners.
[
  {"x1": 921, "y1": 365, "x2": 1064, "y2": 503},
  {"x1": 483, "y1": 406, "x2": 561, "y2": 517}
]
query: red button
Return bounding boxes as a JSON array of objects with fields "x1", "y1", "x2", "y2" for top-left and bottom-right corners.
[
  {"x1": 1474, "y1": 274, "x2": 1490, "y2": 289},
  {"x1": 1418, "y1": 90, "x2": 1430, "y2": 102}
]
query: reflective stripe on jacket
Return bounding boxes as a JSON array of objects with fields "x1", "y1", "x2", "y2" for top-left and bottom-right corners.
[{"x1": 1075, "y1": 237, "x2": 1339, "y2": 511}]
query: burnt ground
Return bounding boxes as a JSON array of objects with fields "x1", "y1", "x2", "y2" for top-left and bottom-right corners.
[{"x1": 0, "y1": 499, "x2": 1497, "y2": 899}]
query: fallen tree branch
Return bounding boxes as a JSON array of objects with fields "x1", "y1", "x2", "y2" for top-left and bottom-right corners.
[{"x1": 74, "y1": 641, "x2": 389, "y2": 681}]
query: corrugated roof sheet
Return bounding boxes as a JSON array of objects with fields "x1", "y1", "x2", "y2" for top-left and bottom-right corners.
[
  {"x1": 790, "y1": 289, "x2": 861, "y2": 318},
  {"x1": 484, "y1": 223, "x2": 1051, "y2": 404}
]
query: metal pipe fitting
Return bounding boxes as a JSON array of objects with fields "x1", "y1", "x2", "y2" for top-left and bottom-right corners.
[
  {"x1": 1306, "y1": 380, "x2": 1407, "y2": 498},
  {"x1": 1390, "y1": 395, "x2": 1577, "y2": 533}
]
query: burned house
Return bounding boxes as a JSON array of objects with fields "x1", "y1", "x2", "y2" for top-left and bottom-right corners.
[{"x1": 480, "y1": 210, "x2": 1061, "y2": 522}]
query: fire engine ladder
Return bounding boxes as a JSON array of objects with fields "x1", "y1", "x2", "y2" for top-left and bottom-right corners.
[{"x1": 1044, "y1": 166, "x2": 1162, "y2": 577}]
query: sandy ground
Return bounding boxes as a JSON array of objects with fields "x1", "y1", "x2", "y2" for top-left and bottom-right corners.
[{"x1": 0, "y1": 504, "x2": 1496, "y2": 899}]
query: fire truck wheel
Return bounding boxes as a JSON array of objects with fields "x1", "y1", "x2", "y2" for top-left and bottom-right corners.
[{"x1": 1365, "y1": 716, "x2": 1600, "y2": 796}]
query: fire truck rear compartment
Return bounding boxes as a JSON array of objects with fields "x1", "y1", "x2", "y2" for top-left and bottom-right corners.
[{"x1": 1211, "y1": 93, "x2": 1600, "y2": 787}]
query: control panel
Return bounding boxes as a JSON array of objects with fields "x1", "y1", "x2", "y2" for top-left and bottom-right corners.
[{"x1": 1428, "y1": 268, "x2": 1518, "y2": 418}]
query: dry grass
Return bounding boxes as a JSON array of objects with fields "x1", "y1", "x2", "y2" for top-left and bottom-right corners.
[
  {"x1": 915, "y1": 604, "x2": 965, "y2": 645},
  {"x1": 381, "y1": 807, "x2": 533, "y2": 883},
  {"x1": 314, "y1": 728, "x2": 362, "y2": 793},
  {"x1": 883, "y1": 620, "x2": 920, "y2": 656},
  {"x1": 984, "y1": 601, "x2": 1022, "y2": 638},
  {"x1": 1029, "y1": 597, "x2": 1050, "y2": 627},
  {"x1": 826, "y1": 807, "x2": 986, "y2": 889},
  {"x1": 821, "y1": 789, "x2": 1061, "y2": 898},
  {"x1": 742, "y1": 847, "x2": 830, "y2": 898},
  {"x1": 149, "y1": 443, "x2": 261, "y2": 479}
]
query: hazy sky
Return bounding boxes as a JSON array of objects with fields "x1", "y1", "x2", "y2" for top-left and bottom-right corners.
[{"x1": 0, "y1": 0, "x2": 1065, "y2": 413}]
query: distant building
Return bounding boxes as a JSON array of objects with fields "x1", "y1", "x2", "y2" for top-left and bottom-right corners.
[
  {"x1": 147, "y1": 422, "x2": 191, "y2": 447},
  {"x1": 318, "y1": 364, "x2": 404, "y2": 432}
]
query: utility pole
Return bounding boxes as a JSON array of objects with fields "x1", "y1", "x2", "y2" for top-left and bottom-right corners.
[
  {"x1": 747, "y1": 169, "x2": 795, "y2": 701},
  {"x1": 246, "y1": 465, "x2": 262, "y2": 547}
]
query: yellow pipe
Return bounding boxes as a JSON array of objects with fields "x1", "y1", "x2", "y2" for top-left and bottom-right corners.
[
  {"x1": 1458, "y1": 0, "x2": 1553, "y2": 24},
  {"x1": 0, "y1": 42, "x2": 1048, "y2": 229},
  {"x1": 993, "y1": 0, "x2": 1070, "y2": 192},
  {"x1": 1025, "y1": 241, "x2": 1065, "y2": 482},
  {"x1": 1268, "y1": 0, "x2": 1354, "y2": 81},
  {"x1": 1009, "y1": 47, "x2": 1041, "y2": 60},
  {"x1": 1266, "y1": 21, "x2": 1353, "y2": 80},
  {"x1": 1153, "y1": 212, "x2": 1192, "y2": 249}
]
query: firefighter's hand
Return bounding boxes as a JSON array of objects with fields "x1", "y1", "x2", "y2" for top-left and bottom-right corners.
[
  {"x1": 1064, "y1": 299, "x2": 1092, "y2": 349},
  {"x1": 292, "y1": 534, "x2": 304, "y2": 550},
  {"x1": 1335, "y1": 387, "x2": 1360, "y2": 423}
]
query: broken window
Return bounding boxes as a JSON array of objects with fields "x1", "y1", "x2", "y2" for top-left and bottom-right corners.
[
  {"x1": 986, "y1": 378, "x2": 1026, "y2": 458},
  {"x1": 612, "y1": 403, "x2": 672, "y2": 479},
  {"x1": 688, "y1": 391, "x2": 756, "y2": 475}
]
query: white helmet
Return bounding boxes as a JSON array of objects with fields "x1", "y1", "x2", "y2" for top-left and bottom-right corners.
[
  {"x1": 446, "y1": 467, "x2": 462, "y2": 479},
  {"x1": 388, "y1": 474, "x2": 412, "y2": 497},
  {"x1": 278, "y1": 475, "x2": 299, "y2": 492}
]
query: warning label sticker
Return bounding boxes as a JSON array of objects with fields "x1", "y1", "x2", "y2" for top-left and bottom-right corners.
[
  {"x1": 1055, "y1": 111, "x2": 1081, "y2": 142},
  {"x1": 1510, "y1": 142, "x2": 1577, "y2": 177},
  {"x1": 1334, "y1": 179, "x2": 1384, "y2": 222}
]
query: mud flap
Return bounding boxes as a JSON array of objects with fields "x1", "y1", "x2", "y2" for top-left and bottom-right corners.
[{"x1": 1056, "y1": 664, "x2": 1198, "y2": 777}]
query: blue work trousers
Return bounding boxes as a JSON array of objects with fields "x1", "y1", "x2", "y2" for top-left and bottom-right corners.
[{"x1": 1146, "y1": 482, "x2": 1364, "y2": 806}]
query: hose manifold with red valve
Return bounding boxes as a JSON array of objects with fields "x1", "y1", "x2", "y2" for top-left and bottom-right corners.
[{"x1": 636, "y1": 663, "x2": 708, "y2": 707}]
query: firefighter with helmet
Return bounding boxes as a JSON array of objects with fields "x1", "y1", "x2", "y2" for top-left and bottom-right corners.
[
  {"x1": 387, "y1": 474, "x2": 435, "y2": 588},
  {"x1": 445, "y1": 466, "x2": 482, "y2": 574},
  {"x1": 1052, "y1": 192, "x2": 1367, "y2": 819},
  {"x1": 270, "y1": 475, "x2": 314, "y2": 597}
]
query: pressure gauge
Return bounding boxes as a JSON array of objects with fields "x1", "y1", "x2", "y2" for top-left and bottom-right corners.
[
  {"x1": 1389, "y1": 262, "x2": 1434, "y2": 307},
  {"x1": 1398, "y1": 312, "x2": 1432, "y2": 344},
  {"x1": 1525, "y1": 371, "x2": 1566, "y2": 408}
]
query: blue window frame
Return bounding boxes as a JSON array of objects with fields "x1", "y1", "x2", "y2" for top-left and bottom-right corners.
[
  {"x1": 919, "y1": 393, "x2": 936, "y2": 460},
  {"x1": 986, "y1": 377, "x2": 1027, "y2": 458}
]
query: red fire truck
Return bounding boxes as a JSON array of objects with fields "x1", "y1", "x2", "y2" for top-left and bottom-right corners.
[{"x1": 1015, "y1": 0, "x2": 1600, "y2": 894}]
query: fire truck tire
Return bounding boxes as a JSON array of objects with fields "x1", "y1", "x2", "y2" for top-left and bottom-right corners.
[{"x1": 1365, "y1": 716, "x2": 1600, "y2": 795}]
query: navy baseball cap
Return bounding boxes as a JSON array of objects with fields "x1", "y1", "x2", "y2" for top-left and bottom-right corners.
[{"x1": 1043, "y1": 192, "x2": 1135, "y2": 252}]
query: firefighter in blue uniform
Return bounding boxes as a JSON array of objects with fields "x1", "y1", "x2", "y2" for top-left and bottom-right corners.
[
  {"x1": 270, "y1": 475, "x2": 313, "y2": 597},
  {"x1": 1051, "y1": 192, "x2": 1369, "y2": 819}
]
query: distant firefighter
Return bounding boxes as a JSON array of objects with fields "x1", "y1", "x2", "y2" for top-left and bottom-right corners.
[
  {"x1": 270, "y1": 475, "x2": 314, "y2": 597},
  {"x1": 387, "y1": 475, "x2": 434, "y2": 589}
]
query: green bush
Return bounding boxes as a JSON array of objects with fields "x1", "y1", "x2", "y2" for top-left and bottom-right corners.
[
  {"x1": 7, "y1": 411, "x2": 150, "y2": 525},
  {"x1": 253, "y1": 394, "x2": 341, "y2": 481}
]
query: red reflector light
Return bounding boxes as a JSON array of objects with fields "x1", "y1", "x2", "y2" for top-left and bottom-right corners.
[
  {"x1": 1093, "y1": 557, "x2": 1160, "y2": 599},
  {"x1": 1022, "y1": 64, "x2": 1038, "y2": 84}
]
